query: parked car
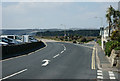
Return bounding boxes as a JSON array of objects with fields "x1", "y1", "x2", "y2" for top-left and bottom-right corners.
[
  {"x1": 0, "y1": 38, "x2": 8, "y2": 46},
  {"x1": 29, "y1": 37, "x2": 38, "y2": 42},
  {"x1": 1, "y1": 37, "x2": 20, "y2": 45},
  {"x1": 0, "y1": 35, "x2": 23, "y2": 43}
]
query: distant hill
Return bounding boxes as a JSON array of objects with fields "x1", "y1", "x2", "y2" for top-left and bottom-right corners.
[
  {"x1": 36, "y1": 29, "x2": 100, "y2": 37},
  {"x1": 1, "y1": 29, "x2": 63, "y2": 35},
  {"x1": 1, "y1": 29, "x2": 100, "y2": 37}
]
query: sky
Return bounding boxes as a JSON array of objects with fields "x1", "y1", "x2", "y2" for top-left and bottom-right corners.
[{"x1": 1, "y1": 2, "x2": 119, "y2": 29}]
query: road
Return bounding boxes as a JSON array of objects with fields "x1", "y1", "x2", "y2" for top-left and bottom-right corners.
[{"x1": 2, "y1": 41, "x2": 98, "y2": 80}]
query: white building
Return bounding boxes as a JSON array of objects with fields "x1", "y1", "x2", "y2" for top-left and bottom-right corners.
[{"x1": 101, "y1": 26, "x2": 115, "y2": 50}]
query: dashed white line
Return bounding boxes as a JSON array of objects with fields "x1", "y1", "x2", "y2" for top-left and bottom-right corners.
[
  {"x1": 109, "y1": 73, "x2": 115, "y2": 76},
  {"x1": 64, "y1": 46, "x2": 66, "y2": 51},
  {"x1": 97, "y1": 70, "x2": 103, "y2": 79},
  {"x1": 110, "y1": 77, "x2": 116, "y2": 79},
  {"x1": 61, "y1": 51, "x2": 64, "y2": 53},
  {"x1": 97, "y1": 70, "x2": 102, "y2": 73},
  {"x1": 97, "y1": 76, "x2": 103, "y2": 79},
  {"x1": 108, "y1": 71, "x2": 113, "y2": 74},
  {"x1": 1, "y1": 69, "x2": 27, "y2": 80},
  {"x1": 108, "y1": 71, "x2": 116, "y2": 79},
  {"x1": 97, "y1": 73, "x2": 103, "y2": 76},
  {"x1": 53, "y1": 54, "x2": 60, "y2": 58}
]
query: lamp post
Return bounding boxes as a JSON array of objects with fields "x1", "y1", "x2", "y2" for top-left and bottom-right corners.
[
  {"x1": 60, "y1": 24, "x2": 67, "y2": 41},
  {"x1": 95, "y1": 16, "x2": 104, "y2": 50}
]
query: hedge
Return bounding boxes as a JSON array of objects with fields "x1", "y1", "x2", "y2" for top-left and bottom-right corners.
[{"x1": 2, "y1": 41, "x2": 46, "y2": 59}]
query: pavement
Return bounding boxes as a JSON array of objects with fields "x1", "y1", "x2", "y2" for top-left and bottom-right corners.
[
  {"x1": 95, "y1": 43, "x2": 120, "y2": 80},
  {"x1": 1, "y1": 39, "x2": 120, "y2": 80}
]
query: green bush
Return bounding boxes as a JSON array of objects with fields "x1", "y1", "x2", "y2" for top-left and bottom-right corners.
[
  {"x1": 105, "y1": 41, "x2": 120, "y2": 56},
  {"x1": 111, "y1": 30, "x2": 120, "y2": 42},
  {"x1": 114, "y1": 46, "x2": 120, "y2": 50},
  {"x1": 97, "y1": 40, "x2": 101, "y2": 46}
]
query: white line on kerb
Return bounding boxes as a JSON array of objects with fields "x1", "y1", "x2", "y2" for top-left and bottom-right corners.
[{"x1": 0, "y1": 69, "x2": 27, "y2": 80}]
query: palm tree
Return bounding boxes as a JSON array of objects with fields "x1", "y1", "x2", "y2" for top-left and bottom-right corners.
[
  {"x1": 106, "y1": 5, "x2": 115, "y2": 37},
  {"x1": 112, "y1": 10, "x2": 120, "y2": 30}
]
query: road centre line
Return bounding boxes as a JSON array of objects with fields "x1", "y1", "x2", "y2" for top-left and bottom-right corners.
[
  {"x1": 53, "y1": 54, "x2": 60, "y2": 58},
  {"x1": 0, "y1": 69, "x2": 27, "y2": 80},
  {"x1": 61, "y1": 51, "x2": 64, "y2": 53}
]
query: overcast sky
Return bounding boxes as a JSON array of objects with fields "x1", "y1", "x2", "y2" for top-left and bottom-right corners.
[{"x1": 2, "y1": 2, "x2": 118, "y2": 29}]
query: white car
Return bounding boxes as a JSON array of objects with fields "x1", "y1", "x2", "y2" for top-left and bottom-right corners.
[
  {"x1": 1, "y1": 37, "x2": 20, "y2": 45},
  {"x1": 0, "y1": 42, "x2": 8, "y2": 46},
  {"x1": 29, "y1": 37, "x2": 38, "y2": 42}
]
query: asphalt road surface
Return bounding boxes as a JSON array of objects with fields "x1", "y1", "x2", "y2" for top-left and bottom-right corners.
[{"x1": 2, "y1": 42, "x2": 97, "y2": 80}]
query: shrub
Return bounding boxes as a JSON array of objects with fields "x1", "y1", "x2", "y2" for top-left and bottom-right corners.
[
  {"x1": 114, "y1": 46, "x2": 120, "y2": 50},
  {"x1": 105, "y1": 41, "x2": 120, "y2": 56},
  {"x1": 111, "y1": 30, "x2": 120, "y2": 42},
  {"x1": 97, "y1": 40, "x2": 101, "y2": 46},
  {"x1": 80, "y1": 37, "x2": 87, "y2": 42}
]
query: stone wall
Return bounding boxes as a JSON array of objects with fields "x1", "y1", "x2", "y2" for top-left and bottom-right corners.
[{"x1": 109, "y1": 49, "x2": 120, "y2": 67}]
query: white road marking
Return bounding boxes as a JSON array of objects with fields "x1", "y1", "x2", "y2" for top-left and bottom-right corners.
[
  {"x1": 64, "y1": 46, "x2": 66, "y2": 51},
  {"x1": 97, "y1": 70, "x2": 103, "y2": 79},
  {"x1": 42, "y1": 59, "x2": 50, "y2": 66},
  {"x1": 97, "y1": 70, "x2": 102, "y2": 73},
  {"x1": 108, "y1": 71, "x2": 116, "y2": 79},
  {"x1": 110, "y1": 77, "x2": 116, "y2": 79},
  {"x1": 0, "y1": 69, "x2": 27, "y2": 80},
  {"x1": 109, "y1": 73, "x2": 115, "y2": 76},
  {"x1": 97, "y1": 73, "x2": 103, "y2": 76},
  {"x1": 53, "y1": 54, "x2": 60, "y2": 58},
  {"x1": 61, "y1": 51, "x2": 64, "y2": 53},
  {"x1": 97, "y1": 76, "x2": 103, "y2": 79},
  {"x1": 108, "y1": 71, "x2": 113, "y2": 74}
]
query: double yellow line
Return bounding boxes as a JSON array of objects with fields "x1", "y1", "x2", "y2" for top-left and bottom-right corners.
[{"x1": 91, "y1": 47, "x2": 96, "y2": 70}]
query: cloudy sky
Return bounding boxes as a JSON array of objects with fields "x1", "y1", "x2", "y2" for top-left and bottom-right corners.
[{"x1": 2, "y1": 2, "x2": 118, "y2": 29}]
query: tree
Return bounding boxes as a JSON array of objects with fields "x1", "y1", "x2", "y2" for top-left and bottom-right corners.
[{"x1": 106, "y1": 5, "x2": 115, "y2": 37}]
